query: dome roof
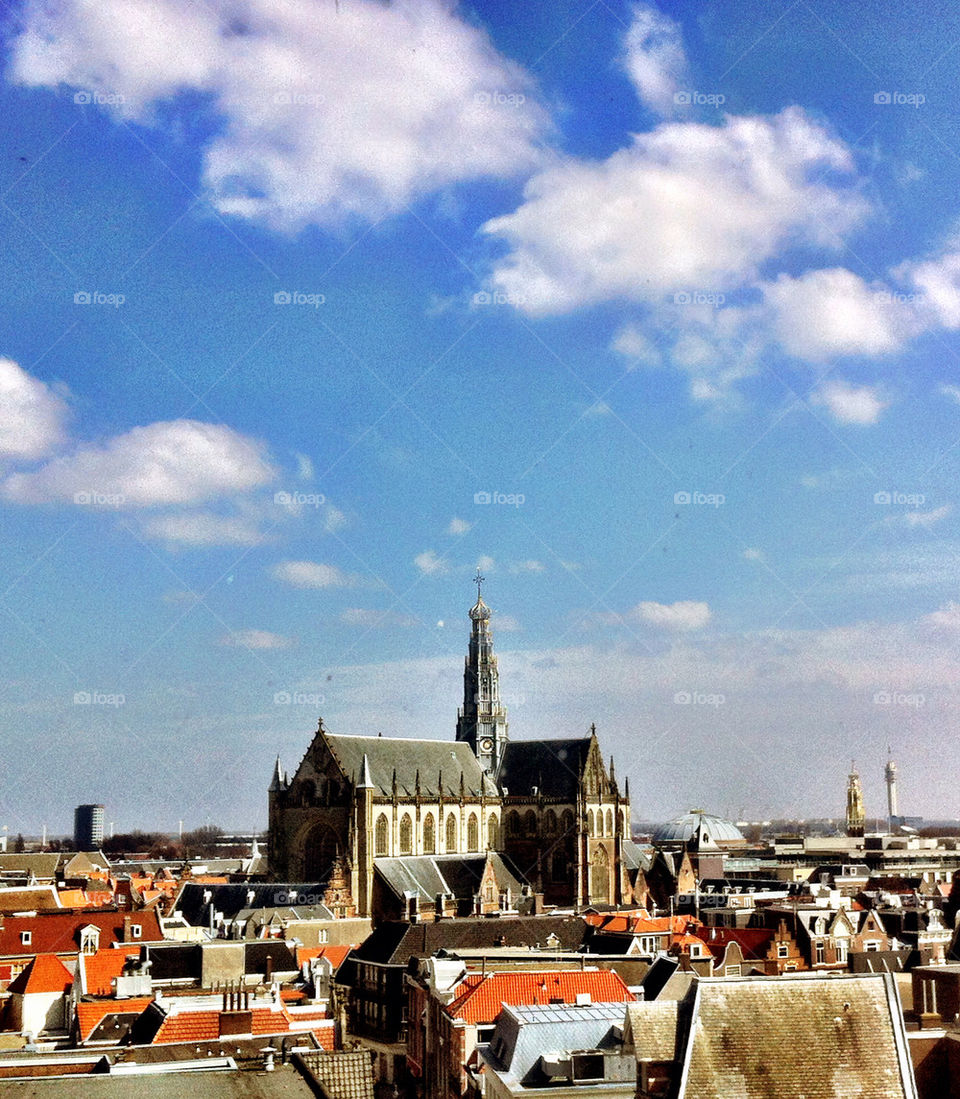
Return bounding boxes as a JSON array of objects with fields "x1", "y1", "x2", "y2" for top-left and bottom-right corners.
[
  {"x1": 652, "y1": 810, "x2": 745, "y2": 846},
  {"x1": 469, "y1": 596, "x2": 491, "y2": 621}
]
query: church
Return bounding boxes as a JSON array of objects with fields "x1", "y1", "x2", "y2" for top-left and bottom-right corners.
[{"x1": 268, "y1": 579, "x2": 634, "y2": 916}]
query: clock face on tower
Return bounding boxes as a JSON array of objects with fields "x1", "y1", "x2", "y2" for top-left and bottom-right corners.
[{"x1": 480, "y1": 738, "x2": 494, "y2": 753}]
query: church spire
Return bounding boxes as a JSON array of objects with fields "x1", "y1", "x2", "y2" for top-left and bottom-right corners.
[
  {"x1": 846, "y1": 761, "x2": 865, "y2": 838},
  {"x1": 456, "y1": 571, "x2": 509, "y2": 774}
]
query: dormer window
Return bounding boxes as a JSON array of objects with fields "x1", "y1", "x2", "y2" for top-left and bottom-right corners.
[
  {"x1": 131, "y1": 924, "x2": 142, "y2": 939},
  {"x1": 20, "y1": 931, "x2": 31, "y2": 946},
  {"x1": 80, "y1": 925, "x2": 101, "y2": 954}
]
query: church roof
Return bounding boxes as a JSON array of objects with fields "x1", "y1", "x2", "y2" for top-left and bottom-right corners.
[
  {"x1": 374, "y1": 852, "x2": 526, "y2": 906},
  {"x1": 498, "y1": 738, "x2": 592, "y2": 800},
  {"x1": 325, "y1": 733, "x2": 498, "y2": 798}
]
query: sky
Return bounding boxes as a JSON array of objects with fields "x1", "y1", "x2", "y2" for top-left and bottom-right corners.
[{"x1": 2, "y1": 0, "x2": 960, "y2": 835}]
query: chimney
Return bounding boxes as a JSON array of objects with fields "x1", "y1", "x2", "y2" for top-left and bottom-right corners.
[
  {"x1": 265, "y1": 954, "x2": 274, "y2": 983},
  {"x1": 122, "y1": 916, "x2": 133, "y2": 943}
]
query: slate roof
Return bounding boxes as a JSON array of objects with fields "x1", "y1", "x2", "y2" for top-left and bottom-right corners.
[
  {"x1": 483, "y1": 1001, "x2": 631, "y2": 1087},
  {"x1": 373, "y1": 853, "x2": 526, "y2": 905},
  {"x1": 298, "y1": 1049, "x2": 376, "y2": 1099},
  {"x1": 624, "y1": 1001, "x2": 679, "y2": 1060},
  {"x1": 175, "y1": 882, "x2": 334, "y2": 925},
  {"x1": 325, "y1": 733, "x2": 499, "y2": 798},
  {"x1": 0, "y1": 885, "x2": 62, "y2": 912},
  {"x1": 620, "y1": 840, "x2": 653, "y2": 872},
  {"x1": 446, "y1": 969, "x2": 633, "y2": 1024},
  {"x1": 7, "y1": 952, "x2": 73, "y2": 995},
  {"x1": 348, "y1": 916, "x2": 591, "y2": 967},
  {"x1": 677, "y1": 974, "x2": 917, "y2": 1098},
  {"x1": 497, "y1": 738, "x2": 590, "y2": 800}
]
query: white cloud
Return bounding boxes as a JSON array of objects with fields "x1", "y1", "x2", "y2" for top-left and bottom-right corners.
[
  {"x1": 476, "y1": 554, "x2": 496, "y2": 573},
  {"x1": 743, "y1": 548, "x2": 765, "y2": 562},
  {"x1": 510, "y1": 559, "x2": 545, "y2": 574},
  {"x1": 633, "y1": 599, "x2": 711, "y2": 631},
  {"x1": 621, "y1": 3, "x2": 689, "y2": 117},
  {"x1": 448, "y1": 517, "x2": 472, "y2": 535},
  {"x1": 11, "y1": 0, "x2": 547, "y2": 230},
  {"x1": 142, "y1": 511, "x2": 267, "y2": 546},
  {"x1": 2, "y1": 419, "x2": 275, "y2": 506},
  {"x1": 940, "y1": 384, "x2": 960, "y2": 405},
  {"x1": 812, "y1": 380, "x2": 889, "y2": 425},
  {"x1": 900, "y1": 246, "x2": 960, "y2": 329},
  {"x1": 294, "y1": 453, "x2": 314, "y2": 481},
  {"x1": 903, "y1": 505, "x2": 952, "y2": 529},
  {"x1": 270, "y1": 560, "x2": 358, "y2": 588},
  {"x1": 483, "y1": 107, "x2": 867, "y2": 315},
  {"x1": 415, "y1": 549, "x2": 448, "y2": 576},
  {"x1": 611, "y1": 323, "x2": 663, "y2": 368},
  {"x1": 762, "y1": 268, "x2": 912, "y2": 361},
  {"x1": 218, "y1": 628, "x2": 292, "y2": 649},
  {"x1": 0, "y1": 358, "x2": 69, "y2": 462},
  {"x1": 324, "y1": 505, "x2": 348, "y2": 533},
  {"x1": 921, "y1": 601, "x2": 960, "y2": 631},
  {"x1": 340, "y1": 608, "x2": 418, "y2": 628}
]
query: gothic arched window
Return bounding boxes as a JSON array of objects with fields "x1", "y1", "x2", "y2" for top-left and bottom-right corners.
[
  {"x1": 616, "y1": 810, "x2": 625, "y2": 837},
  {"x1": 544, "y1": 810, "x2": 558, "y2": 835},
  {"x1": 399, "y1": 813, "x2": 413, "y2": 855},
  {"x1": 446, "y1": 814, "x2": 458, "y2": 852},
  {"x1": 524, "y1": 810, "x2": 538, "y2": 837},
  {"x1": 588, "y1": 809, "x2": 595, "y2": 836},
  {"x1": 423, "y1": 814, "x2": 436, "y2": 854},
  {"x1": 507, "y1": 810, "x2": 521, "y2": 836},
  {"x1": 561, "y1": 809, "x2": 575, "y2": 836},
  {"x1": 606, "y1": 809, "x2": 614, "y2": 836},
  {"x1": 467, "y1": 813, "x2": 479, "y2": 852},
  {"x1": 487, "y1": 814, "x2": 499, "y2": 849},
  {"x1": 375, "y1": 815, "x2": 389, "y2": 857}
]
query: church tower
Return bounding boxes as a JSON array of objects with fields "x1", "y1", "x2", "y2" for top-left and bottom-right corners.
[
  {"x1": 846, "y1": 763, "x2": 865, "y2": 838},
  {"x1": 456, "y1": 570, "x2": 509, "y2": 775}
]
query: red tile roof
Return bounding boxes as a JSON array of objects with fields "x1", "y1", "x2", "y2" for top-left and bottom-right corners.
[
  {"x1": 7, "y1": 953, "x2": 73, "y2": 995},
  {"x1": 154, "y1": 1009, "x2": 221, "y2": 1043},
  {"x1": 76, "y1": 997, "x2": 154, "y2": 1042},
  {"x1": 0, "y1": 911, "x2": 164, "y2": 958},
  {"x1": 446, "y1": 969, "x2": 634, "y2": 1025},
  {"x1": 699, "y1": 927, "x2": 776, "y2": 961},
  {"x1": 296, "y1": 945, "x2": 354, "y2": 968},
  {"x1": 80, "y1": 947, "x2": 142, "y2": 995},
  {"x1": 588, "y1": 914, "x2": 699, "y2": 936}
]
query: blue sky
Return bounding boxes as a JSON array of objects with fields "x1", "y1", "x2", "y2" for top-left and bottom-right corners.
[{"x1": 2, "y1": 0, "x2": 960, "y2": 834}]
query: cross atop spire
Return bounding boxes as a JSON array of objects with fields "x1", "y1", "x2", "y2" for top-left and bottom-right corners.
[{"x1": 474, "y1": 567, "x2": 485, "y2": 601}]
